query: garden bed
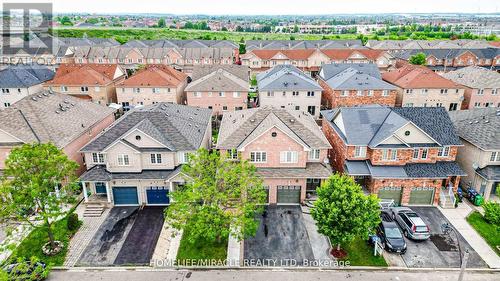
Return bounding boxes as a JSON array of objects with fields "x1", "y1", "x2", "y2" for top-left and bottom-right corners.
[
  {"x1": 338, "y1": 238, "x2": 387, "y2": 266},
  {"x1": 467, "y1": 211, "x2": 500, "y2": 256}
]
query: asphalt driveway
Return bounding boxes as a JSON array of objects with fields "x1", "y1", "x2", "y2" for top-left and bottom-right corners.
[
  {"x1": 399, "y1": 207, "x2": 487, "y2": 268},
  {"x1": 244, "y1": 205, "x2": 314, "y2": 266}
]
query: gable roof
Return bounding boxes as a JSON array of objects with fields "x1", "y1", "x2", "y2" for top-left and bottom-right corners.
[
  {"x1": 319, "y1": 63, "x2": 396, "y2": 90},
  {"x1": 382, "y1": 64, "x2": 461, "y2": 89},
  {"x1": 442, "y1": 66, "x2": 500, "y2": 89},
  {"x1": 185, "y1": 65, "x2": 249, "y2": 92},
  {"x1": 118, "y1": 65, "x2": 187, "y2": 87},
  {"x1": 0, "y1": 65, "x2": 54, "y2": 88},
  {"x1": 46, "y1": 64, "x2": 124, "y2": 86},
  {"x1": 216, "y1": 106, "x2": 331, "y2": 150},
  {"x1": 448, "y1": 108, "x2": 500, "y2": 150},
  {"x1": 0, "y1": 91, "x2": 115, "y2": 148},
  {"x1": 321, "y1": 49, "x2": 388, "y2": 60},
  {"x1": 321, "y1": 106, "x2": 461, "y2": 147},
  {"x1": 81, "y1": 103, "x2": 212, "y2": 152},
  {"x1": 256, "y1": 65, "x2": 322, "y2": 91},
  {"x1": 245, "y1": 40, "x2": 363, "y2": 51}
]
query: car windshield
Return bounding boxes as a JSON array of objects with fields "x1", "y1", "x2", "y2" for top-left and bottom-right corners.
[{"x1": 385, "y1": 227, "x2": 403, "y2": 239}]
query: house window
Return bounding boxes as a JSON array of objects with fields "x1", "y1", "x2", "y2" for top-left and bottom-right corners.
[
  {"x1": 307, "y1": 106, "x2": 316, "y2": 116},
  {"x1": 3, "y1": 102, "x2": 10, "y2": 108},
  {"x1": 228, "y1": 149, "x2": 239, "y2": 160},
  {"x1": 341, "y1": 90, "x2": 349, "y2": 97},
  {"x1": 449, "y1": 103, "x2": 458, "y2": 111},
  {"x1": 222, "y1": 106, "x2": 228, "y2": 111},
  {"x1": 490, "y1": 152, "x2": 500, "y2": 162},
  {"x1": 194, "y1": 92, "x2": 201, "y2": 98},
  {"x1": 382, "y1": 90, "x2": 389, "y2": 96},
  {"x1": 80, "y1": 86, "x2": 88, "y2": 92},
  {"x1": 95, "y1": 86, "x2": 100, "y2": 92},
  {"x1": 368, "y1": 90, "x2": 374, "y2": 96},
  {"x1": 309, "y1": 149, "x2": 320, "y2": 160},
  {"x1": 219, "y1": 92, "x2": 225, "y2": 97},
  {"x1": 117, "y1": 154, "x2": 130, "y2": 166},
  {"x1": 134, "y1": 88, "x2": 141, "y2": 94},
  {"x1": 250, "y1": 151, "x2": 267, "y2": 163},
  {"x1": 153, "y1": 88, "x2": 161, "y2": 94},
  {"x1": 295, "y1": 106, "x2": 300, "y2": 110},
  {"x1": 357, "y1": 90, "x2": 363, "y2": 96},
  {"x1": 492, "y1": 89, "x2": 498, "y2": 95},
  {"x1": 354, "y1": 146, "x2": 367, "y2": 158},
  {"x1": 280, "y1": 151, "x2": 298, "y2": 163},
  {"x1": 421, "y1": 148, "x2": 428, "y2": 159},
  {"x1": 267, "y1": 92, "x2": 274, "y2": 97},
  {"x1": 92, "y1": 152, "x2": 105, "y2": 164},
  {"x1": 150, "y1": 153, "x2": 162, "y2": 164},
  {"x1": 422, "y1": 89, "x2": 428, "y2": 94},
  {"x1": 382, "y1": 149, "x2": 397, "y2": 161},
  {"x1": 438, "y1": 146, "x2": 450, "y2": 157},
  {"x1": 307, "y1": 91, "x2": 315, "y2": 97},
  {"x1": 233, "y1": 92, "x2": 240, "y2": 98},
  {"x1": 292, "y1": 91, "x2": 299, "y2": 97},
  {"x1": 412, "y1": 149, "x2": 419, "y2": 159},
  {"x1": 440, "y1": 89, "x2": 448, "y2": 94}
]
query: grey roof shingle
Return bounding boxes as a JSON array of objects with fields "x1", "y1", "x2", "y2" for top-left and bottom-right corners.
[
  {"x1": 80, "y1": 164, "x2": 182, "y2": 181},
  {"x1": 345, "y1": 160, "x2": 465, "y2": 178},
  {"x1": 448, "y1": 108, "x2": 500, "y2": 150},
  {"x1": 245, "y1": 40, "x2": 364, "y2": 51},
  {"x1": 319, "y1": 63, "x2": 382, "y2": 80},
  {"x1": 404, "y1": 162, "x2": 466, "y2": 178},
  {"x1": 442, "y1": 66, "x2": 500, "y2": 89},
  {"x1": 257, "y1": 65, "x2": 321, "y2": 91},
  {"x1": 256, "y1": 163, "x2": 332, "y2": 179},
  {"x1": 321, "y1": 106, "x2": 462, "y2": 147},
  {"x1": 319, "y1": 63, "x2": 396, "y2": 91},
  {"x1": 81, "y1": 103, "x2": 212, "y2": 152},
  {"x1": 185, "y1": 65, "x2": 249, "y2": 92},
  {"x1": 0, "y1": 91, "x2": 115, "y2": 148},
  {"x1": 476, "y1": 165, "x2": 500, "y2": 181},
  {"x1": 0, "y1": 65, "x2": 54, "y2": 88}
]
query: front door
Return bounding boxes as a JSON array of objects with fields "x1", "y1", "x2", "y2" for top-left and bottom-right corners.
[{"x1": 95, "y1": 182, "x2": 107, "y2": 194}]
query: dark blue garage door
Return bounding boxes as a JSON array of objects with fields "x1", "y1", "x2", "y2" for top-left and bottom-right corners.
[
  {"x1": 146, "y1": 186, "x2": 169, "y2": 205},
  {"x1": 113, "y1": 186, "x2": 139, "y2": 205}
]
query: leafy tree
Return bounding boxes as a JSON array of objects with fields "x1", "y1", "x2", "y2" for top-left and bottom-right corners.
[
  {"x1": 311, "y1": 173, "x2": 380, "y2": 251},
  {"x1": 409, "y1": 52, "x2": 427, "y2": 65},
  {"x1": 165, "y1": 149, "x2": 267, "y2": 243},
  {"x1": 293, "y1": 24, "x2": 299, "y2": 33},
  {"x1": 158, "y1": 18, "x2": 166, "y2": 28},
  {"x1": 239, "y1": 43, "x2": 246, "y2": 55},
  {"x1": 0, "y1": 143, "x2": 79, "y2": 253},
  {"x1": 59, "y1": 16, "x2": 73, "y2": 26}
]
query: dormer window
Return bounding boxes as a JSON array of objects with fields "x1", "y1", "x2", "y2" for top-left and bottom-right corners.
[
  {"x1": 437, "y1": 146, "x2": 450, "y2": 157},
  {"x1": 92, "y1": 153, "x2": 105, "y2": 164},
  {"x1": 151, "y1": 153, "x2": 162, "y2": 164},
  {"x1": 135, "y1": 135, "x2": 141, "y2": 141}
]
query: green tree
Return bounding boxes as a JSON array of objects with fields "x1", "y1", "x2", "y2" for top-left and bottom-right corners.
[
  {"x1": 0, "y1": 143, "x2": 79, "y2": 253},
  {"x1": 409, "y1": 52, "x2": 427, "y2": 65},
  {"x1": 165, "y1": 149, "x2": 266, "y2": 243},
  {"x1": 59, "y1": 16, "x2": 73, "y2": 26},
  {"x1": 293, "y1": 24, "x2": 299, "y2": 33},
  {"x1": 311, "y1": 173, "x2": 380, "y2": 251},
  {"x1": 158, "y1": 18, "x2": 166, "y2": 28}
]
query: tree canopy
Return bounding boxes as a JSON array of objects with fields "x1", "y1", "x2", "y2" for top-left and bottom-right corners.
[
  {"x1": 165, "y1": 149, "x2": 267, "y2": 243},
  {"x1": 311, "y1": 173, "x2": 381, "y2": 250},
  {"x1": 409, "y1": 52, "x2": 427, "y2": 65}
]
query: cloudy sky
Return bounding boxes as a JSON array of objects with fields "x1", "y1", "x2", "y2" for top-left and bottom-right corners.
[{"x1": 9, "y1": 0, "x2": 500, "y2": 14}]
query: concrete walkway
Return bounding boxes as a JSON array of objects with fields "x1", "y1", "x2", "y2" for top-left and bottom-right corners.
[
  {"x1": 439, "y1": 202, "x2": 500, "y2": 269},
  {"x1": 150, "y1": 224, "x2": 181, "y2": 266},
  {"x1": 302, "y1": 211, "x2": 332, "y2": 261},
  {"x1": 63, "y1": 207, "x2": 110, "y2": 267}
]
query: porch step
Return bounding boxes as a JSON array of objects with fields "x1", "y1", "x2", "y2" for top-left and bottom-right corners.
[
  {"x1": 441, "y1": 201, "x2": 456, "y2": 209},
  {"x1": 83, "y1": 204, "x2": 105, "y2": 217}
]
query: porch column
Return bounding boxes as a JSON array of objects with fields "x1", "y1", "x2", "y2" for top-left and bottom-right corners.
[
  {"x1": 82, "y1": 181, "x2": 88, "y2": 203},
  {"x1": 105, "y1": 182, "x2": 111, "y2": 203}
]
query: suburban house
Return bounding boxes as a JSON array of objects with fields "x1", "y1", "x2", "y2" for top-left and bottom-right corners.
[
  {"x1": 321, "y1": 106, "x2": 465, "y2": 206},
  {"x1": 0, "y1": 65, "x2": 54, "y2": 109},
  {"x1": 0, "y1": 91, "x2": 115, "y2": 175},
  {"x1": 449, "y1": 108, "x2": 500, "y2": 201},
  {"x1": 185, "y1": 65, "x2": 249, "y2": 115},
  {"x1": 79, "y1": 103, "x2": 212, "y2": 206},
  {"x1": 216, "y1": 107, "x2": 332, "y2": 204},
  {"x1": 116, "y1": 65, "x2": 188, "y2": 110},
  {"x1": 245, "y1": 40, "x2": 364, "y2": 51},
  {"x1": 257, "y1": 65, "x2": 322, "y2": 118},
  {"x1": 367, "y1": 39, "x2": 495, "y2": 50},
  {"x1": 318, "y1": 63, "x2": 398, "y2": 108},
  {"x1": 442, "y1": 66, "x2": 500, "y2": 109},
  {"x1": 44, "y1": 64, "x2": 126, "y2": 104},
  {"x1": 382, "y1": 64, "x2": 465, "y2": 111}
]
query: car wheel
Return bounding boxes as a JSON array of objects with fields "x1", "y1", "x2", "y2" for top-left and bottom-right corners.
[{"x1": 403, "y1": 230, "x2": 408, "y2": 238}]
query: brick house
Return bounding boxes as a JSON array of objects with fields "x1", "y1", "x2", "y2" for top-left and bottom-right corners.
[
  {"x1": 382, "y1": 64, "x2": 465, "y2": 111},
  {"x1": 216, "y1": 107, "x2": 332, "y2": 204},
  {"x1": 116, "y1": 65, "x2": 188, "y2": 110},
  {"x1": 442, "y1": 66, "x2": 500, "y2": 109},
  {"x1": 0, "y1": 91, "x2": 116, "y2": 175},
  {"x1": 79, "y1": 103, "x2": 212, "y2": 206},
  {"x1": 321, "y1": 106, "x2": 465, "y2": 206},
  {"x1": 318, "y1": 63, "x2": 398, "y2": 108},
  {"x1": 185, "y1": 65, "x2": 249, "y2": 115},
  {"x1": 44, "y1": 64, "x2": 126, "y2": 104},
  {"x1": 257, "y1": 65, "x2": 323, "y2": 118}
]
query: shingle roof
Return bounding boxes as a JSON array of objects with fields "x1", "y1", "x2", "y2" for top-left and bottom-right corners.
[
  {"x1": 320, "y1": 63, "x2": 382, "y2": 80},
  {"x1": 319, "y1": 63, "x2": 396, "y2": 90},
  {"x1": 245, "y1": 40, "x2": 363, "y2": 51},
  {"x1": 442, "y1": 66, "x2": 500, "y2": 89},
  {"x1": 256, "y1": 163, "x2": 332, "y2": 179},
  {"x1": 45, "y1": 64, "x2": 124, "y2": 86},
  {"x1": 344, "y1": 160, "x2": 465, "y2": 179},
  {"x1": 382, "y1": 64, "x2": 461, "y2": 89},
  {"x1": 367, "y1": 40, "x2": 494, "y2": 50},
  {"x1": 81, "y1": 103, "x2": 212, "y2": 152},
  {"x1": 80, "y1": 164, "x2": 182, "y2": 181},
  {"x1": 476, "y1": 165, "x2": 500, "y2": 181},
  {"x1": 321, "y1": 106, "x2": 462, "y2": 147},
  {"x1": 0, "y1": 65, "x2": 54, "y2": 88},
  {"x1": 217, "y1": 106, "x2": 331, "y2": 150},
  {"x1": 0, "y1": 91, "x2": 115, "y2": 148},
  {"x1": 448, "y1": 108, "x2": 500, "y2": 150},
  {"x1": 118, "y1": 65, "x2": 187, "y2": 87},
  {"x1": 256, "y1": 65, "x2": 322, "y2": 91},
  {"x1": 185, "y1": 65, "x2": 249, "y2": 92},
  {"x1": 123, "y1": 39, "x2": 238, "y2": 49}
]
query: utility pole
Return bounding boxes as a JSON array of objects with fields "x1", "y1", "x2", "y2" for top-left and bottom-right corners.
[{"x1": 458, "y1": 250, "x2": 469, "y2": 281}]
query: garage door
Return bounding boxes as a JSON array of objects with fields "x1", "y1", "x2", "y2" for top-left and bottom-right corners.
[
  {"x1": 409, "y1": 187, "x2": 434, "y2": 205},
  {"x1": 146, "y1": 186, "x2": 169, "y2": 205},
  {"x1": 277, "y1": 186, "x2": 301, "y2": 204},
  {"x1": 112, "y1": 186, "x2": 139, "y2": 205},
  {"x1": 378, "y1": 187, "x2": 402, "y2": 206}
]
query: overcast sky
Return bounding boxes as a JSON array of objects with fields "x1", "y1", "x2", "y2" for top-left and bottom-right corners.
[{"x1": 9, "y1": 0, "x2": 500, "y2": 15}]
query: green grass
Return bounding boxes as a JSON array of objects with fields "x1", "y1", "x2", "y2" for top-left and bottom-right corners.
[
  {"x1": 176, "y1": 226, "x2": 228, "y2": 264},
  {"x1": 467, "y1": 211, "x2": 500, "y2": 256},
  {"x1": 8, "y1": 216, "x2": 82, "y2": 266},
  {"x1": 339, "y1": 238, "x2": 388, "y2": 266}
]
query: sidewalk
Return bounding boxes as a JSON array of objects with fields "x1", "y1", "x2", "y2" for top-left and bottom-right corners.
[{"x1": 439, "y1": 202, "x2": 500, "y2": 269}]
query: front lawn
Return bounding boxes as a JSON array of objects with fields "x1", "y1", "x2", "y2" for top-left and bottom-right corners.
[
  {"x1": 339, "y1": 238, "x2": 387, "y2": 266},
  {"x1": 467, "y1": 211, "x2": 500, "y2": 256},
  {"x1": 8, "y1": 216, "x2": 82, "y2": 266},
  {"x1": 176, "y1": 226, "x2": 228, "y2": 264}
]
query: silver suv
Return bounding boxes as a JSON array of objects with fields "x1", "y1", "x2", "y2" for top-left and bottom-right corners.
[{"x1": 389, "y1": 207, "x2": 430, "y2": 240}]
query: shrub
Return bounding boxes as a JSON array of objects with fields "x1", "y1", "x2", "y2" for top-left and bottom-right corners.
[
  {"x1": 66, "y1": 213, "x2": 80, "y2": 232},
  {"x1": 483, "y1": 201, "x2": 500, "y2": 227}
]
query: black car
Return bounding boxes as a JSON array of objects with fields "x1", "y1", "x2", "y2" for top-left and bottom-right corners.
[{"x1": 376, "y1": 211, "x2": 407, "y2": 254}]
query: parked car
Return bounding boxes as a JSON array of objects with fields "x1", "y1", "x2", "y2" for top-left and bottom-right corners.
[
  {"x1": 375, "y1": 211, "x2": 407, "y2": 254},
  {"x1": 390, "y1": 207, "x2": 431, "y2": 240}
]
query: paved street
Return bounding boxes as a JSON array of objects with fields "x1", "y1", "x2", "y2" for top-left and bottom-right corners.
[{"x1": 48, "y1": 269, "x2": 499, "y2": 281}]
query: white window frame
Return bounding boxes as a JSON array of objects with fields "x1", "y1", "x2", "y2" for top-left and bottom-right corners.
[
  {"x1": 341, "y1": 90, "x2": 349, "y2": 97},
  {"x1": 117, "y1": 154, "x2": 130, "y2": 166},
  {"x1": 354, "y1": 146, "x2": 366, "y2": 158},
  {"x1": 437, "y1": 146, "x2": 450, "y2": 157},
  {"x1": 233, "y1": 91, "x2": 240, "y2": 98},
  {"x1": 92, "y1": 152, "x2": 105, "y2": 164},
  {"x1": 80, "y1": 86, "x2": 88, "y2": 92},
  {"x1": 150, "y1": 153, "x2": 162, "y2": 164},
  {"x1": 490, "y1": 151, "x2": 500, "y2": 162},
  {"x1": 228, "y1": 149, "x2": 239, "y2": 160},
  {"x1": 178, "y1": 152, "x2": 189, "y2": 164},
  {"x1": 280, "y1": 151, "x2": 298, "y2": 163},
  {"x1": 250, "y1": 151, "x2": 267, "y2": 163},
  {"x1": 420, "y1": 148, "x2": 428, "y2": 159},
  {"x1": 382, "y1": 149, "x2": 397, "y2": 161},
  {"x1": 308, "y1": 149, "x2": 320, "y2": 160},
  {"x1": 382, "y1": 90, "x2": 389, "y2": 96},
  {"x1": 412, "y1": 149, "x2": 419, "y2": 159}
]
